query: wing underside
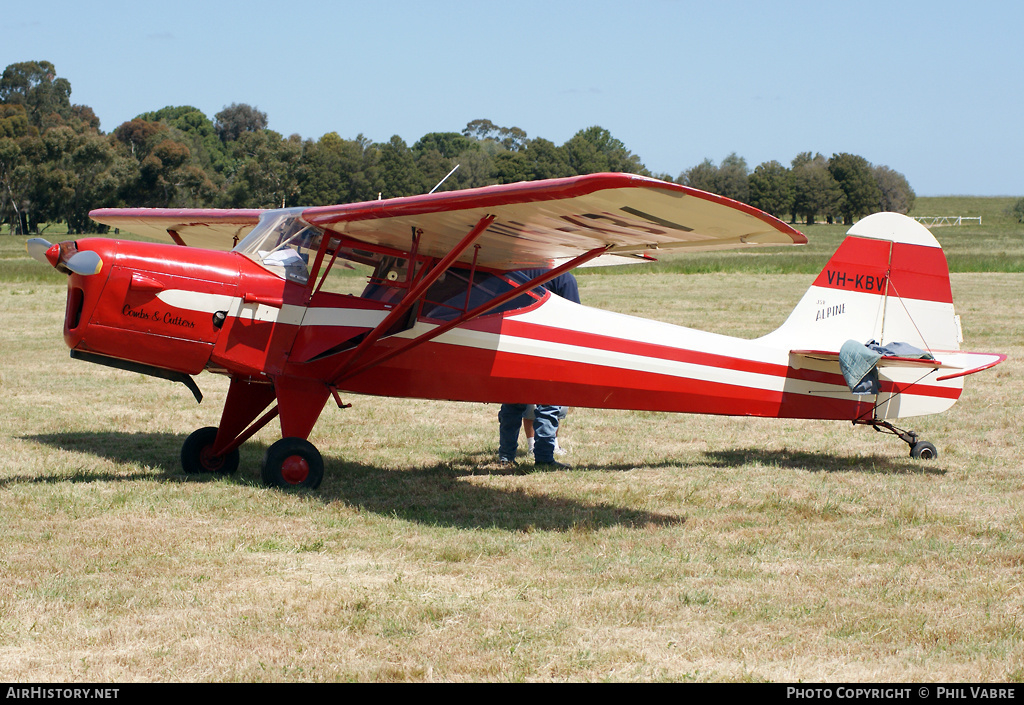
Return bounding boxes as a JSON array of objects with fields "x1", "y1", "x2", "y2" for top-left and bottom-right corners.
[
  {"x1": 88, "y1": 208, "x2": 264, "y2": 250},
  {"x1": 89, "y1": 174, "x2": 805, "y2": 268},
  {"x1": 301, "y1": 173, "x2": 806, "y2": 270}
]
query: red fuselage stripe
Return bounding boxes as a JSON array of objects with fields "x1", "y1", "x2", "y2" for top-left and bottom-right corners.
[{"x1": 480, "y1": 318, "x2": 962, "y2": 401}]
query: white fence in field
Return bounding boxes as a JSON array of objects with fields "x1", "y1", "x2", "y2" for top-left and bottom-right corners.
[{"x1": 912, "y1": 216, "x2": 982, "y2": 227}]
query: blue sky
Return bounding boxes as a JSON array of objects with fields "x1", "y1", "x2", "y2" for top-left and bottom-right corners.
[{"x1": 4, "y1": 0, "x2": 1022, "y2": 196}]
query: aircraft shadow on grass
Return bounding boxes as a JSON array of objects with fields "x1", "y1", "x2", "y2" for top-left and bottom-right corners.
[
  {"x1": 18, "y1": 430, "x2": 942, "y2": 533},
  {"x1": 700, "y1": 447, "x2": 946, "y2": 476},
  {"x1": 19, "y1": 430, "x2": 687, "y2": 533}
]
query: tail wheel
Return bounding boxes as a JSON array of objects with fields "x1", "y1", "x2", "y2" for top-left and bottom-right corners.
[
  {"x1": 910, "y1": 441, "x2": 938, "y2": 460},
  {"x1": 859, "y1": 420, "x2": 939, "y2": 461},
  {"x1": 181, "y1": 426, "x2": 240, "y2": 475},
  {"x1": 262, "y1": 437, "x2": 324, "y2": 489}
]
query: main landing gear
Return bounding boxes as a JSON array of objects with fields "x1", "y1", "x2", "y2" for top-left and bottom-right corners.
[
  {"x1": 180, "y1": 428, "x2": 325, "y2": 489},
  {"x1": 855, "y1": 419, "x2": 938, "y2": 460},
  {"x1": 181, "y1": 427, "x2": 240, "y2": 475},
  {"x1": 261, "y1": 437, "x2": 324, "y2": 489},
  {"x1": 178, "y1": 375, "x2": 333, "y2": 489}
]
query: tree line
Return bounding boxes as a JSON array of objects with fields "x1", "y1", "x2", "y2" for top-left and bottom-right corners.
[{"x1": 1, "y1": 60, "x2": 915, "y2": 235}]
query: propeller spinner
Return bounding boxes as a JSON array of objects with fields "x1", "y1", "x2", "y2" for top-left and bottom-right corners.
[{"x1": 26, "y1": 238, "x2": 103, "y2": 275}]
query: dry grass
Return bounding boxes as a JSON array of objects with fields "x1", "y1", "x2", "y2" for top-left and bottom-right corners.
[{"x1": 0, "y1": 255, "x2": 1022, "y2": 682}]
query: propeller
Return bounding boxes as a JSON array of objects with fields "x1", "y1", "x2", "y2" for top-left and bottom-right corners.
[
  {"x1": 26, "y1": 237, "x2": 53, "y2": 265},
  {"x1": 65, "y1": 250, "x2": 104, "y2": 275},
  {"x1": 25, "y1": 238, "x2": 103, "y2": 275}
]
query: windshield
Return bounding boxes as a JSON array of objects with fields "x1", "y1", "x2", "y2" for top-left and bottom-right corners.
[{"x1": 233, "y1": 209, "x2": 322, "y2": 284}]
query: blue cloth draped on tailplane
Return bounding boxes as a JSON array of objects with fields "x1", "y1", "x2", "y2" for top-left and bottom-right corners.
[{"x1": 839, "y1": 340, "x2": 934, "y2": 395}]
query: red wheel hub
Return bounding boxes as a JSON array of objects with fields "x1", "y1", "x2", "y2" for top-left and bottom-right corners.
[
  {"x1": 199, "y1": 446, "x2": 224, "y2": 472},
  {"x1": 281, "y1": 455, "x2": 310, "y2": 484}
]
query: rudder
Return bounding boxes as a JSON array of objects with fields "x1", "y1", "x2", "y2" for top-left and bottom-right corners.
[{"x1": 759, "y1": 212, "x2": 960, "y2": 354}]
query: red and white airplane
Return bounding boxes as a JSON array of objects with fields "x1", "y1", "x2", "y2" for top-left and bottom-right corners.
[{"x1": 26, "y1": 173, "x2": 1004, "y2": 488}]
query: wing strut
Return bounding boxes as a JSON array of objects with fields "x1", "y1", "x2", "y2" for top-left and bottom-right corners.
[
  {"x1": 326, "y1": 214, "x2": 496, "y2": 382},
  {"x1": 330, "y1": 245, "x2": 610, "y2": 387}
]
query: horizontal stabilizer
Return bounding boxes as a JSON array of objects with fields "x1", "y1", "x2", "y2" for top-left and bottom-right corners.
[
  {"x1": 933, "y1": 351, "x2": 1007, "y2": 381},
  {"x1": 790, "y1": 349, "x2": 1005, "y2": 379},
  {"x1": 791, "y1": 349, "x2": 950, "y2": 370}
]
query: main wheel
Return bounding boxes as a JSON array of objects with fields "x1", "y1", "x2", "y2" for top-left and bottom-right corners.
[
  {"x1": 262, "y1": 437, "x2": 324, "y2": 489},
  {"x1": 910, "y1": 441, "x2": 938, "y2": 460},
  {"x1": 181, "y1": 426, "x2": 240, "y2": 475}
]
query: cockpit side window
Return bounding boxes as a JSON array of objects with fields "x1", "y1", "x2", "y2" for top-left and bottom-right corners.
[
  {"x1": 359, "y1": 265, "x2": 543, "y2": 320},
  {"x1": 419, "y1": 269, "x2": 544, "y2": 321},
  {"x1": 360, "y1": 256, "x2": 409, "y2": 304},
  {"x1": 234, "y1": 209, "x2": 322, "y2": 284}
]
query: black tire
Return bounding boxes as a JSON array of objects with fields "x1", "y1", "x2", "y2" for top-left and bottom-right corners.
[
  {"x1": 910, "y1": 441, "x2": 938, "y2": 460},
  {"x1": 181, "y1": 426, "x2": 240, "y2": 475},
  {"x1": 262, "y1": 437, "x2": 324, "y2": 489}
]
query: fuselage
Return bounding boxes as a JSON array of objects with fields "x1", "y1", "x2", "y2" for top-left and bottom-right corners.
[
  {"x1": 333, "y1": 292, "x2": 963, "y2": 421},
  {"x1": 61, "y1": 236, "x2": 963, "y2": 427}
]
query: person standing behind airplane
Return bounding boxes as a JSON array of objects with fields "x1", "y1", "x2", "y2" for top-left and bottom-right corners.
[
  {"x1": 521, "y1": 404, "x2": 569, "y2": 457},
  {"x1": 497, "y1": 270, "x2": 580, "y2": 467}
]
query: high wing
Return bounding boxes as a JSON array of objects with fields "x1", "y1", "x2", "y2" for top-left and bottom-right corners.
[
  {"x1": 89, "y1": 208, "x2": 264, "y2": 250},
  {"x1": 301, "y1": 173, "x2": 806, "y2": 270},
  {"x1": 89, "y1": 174, "x2": 805, "y2": 267}
]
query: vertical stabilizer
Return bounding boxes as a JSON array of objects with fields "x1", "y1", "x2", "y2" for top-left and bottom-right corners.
[{"x1": 759, "y1": 212, "x2": 959, "y2": 353}]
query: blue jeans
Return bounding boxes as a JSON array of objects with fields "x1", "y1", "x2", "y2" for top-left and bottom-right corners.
[{"x1": 498, "y1": 403, "x2": 560, "y2": 463}]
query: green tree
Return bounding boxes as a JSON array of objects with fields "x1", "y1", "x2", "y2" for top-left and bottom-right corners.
[
  {"x1": 113, "y1": 118, "x2": 165, "y2": 158},
  {"x1": 1008, "y1": 198, "x2": 1024, "y2": 224},
  {"x1": 462, "y1": 119, "x2": 528, "y2": 152},
  {"x1": 448, "y1": 144, "x2": 498, "y2": 190},
  {"x1": 463, "y1": 118, "x2": 501, "y2": 141},
  {"x1": 28, "y1": 126, "x2": 124, "y2": 232},
  {"x1": 828, "y1": 152, "x2": 881, "y2": 224},
  {"x1": 872, "y1": 165, "x2": 915, "y2": 214},
  {"x1": 492, "y1": 137, "x2": 573, "y2": 184},
  {"x1": 563, "y1": 126, "x2": 647, "y2": 175},
  {"x1": 413, "y1": 132, "x2": 479, "y2": 193},
  {"x1": 71, "y1": 104, "x2": 101, "y2": 132},
  {"x1": 294, "y1": 132, "x2": 381, "y2": 206},
  {"x1": 414, "y1": 147, "x2": 454, "y2": 192},
  {"x1": 223, "y1": 130, "x2": 300, "y2": 208},
  {"x1": 137, "y1": 105, "x2": 230, "y2": 176},
  {"x1": 0, "y1": 104, "x2": 30, "y2": 139},
  {"x1": 748, "y1": 160, "x2": 793, "y2": 219},
  {"x1": 716, "y1": 152, "x2": 749, "y2": 202},
  {"x1": 415, "y1": 132, "x2": 476, "y2": 160},
  {"x1": 214, "y1": 103, "x2": 268, "y2": 143},
  {"x1": 0, "y1": 61, "x2": 72, "y2": 128},
  {"x1": 120, "y1": 136, "x2": 197, "y2": 207},
  {"x1": 113, "y1": 108, "x2": 234, "y2": 207},
  {"x1": 521, "y1": 138, "x2": 571, "y2": 181},
  {"x1": 0, "y1": 136, "x2": 29, "y2": 233},
  {"x1": 791, "y1": 152, "x2": 844, "y2": 224},
  {"x1": 679, "y1": 153, "x2": 749, "y2": 201},
  {"x1": 378, "y1": 135, "x2": 421, "y2": 198},
  {"x1": 491, "y1": 150, "x2": 528, "y2": 184},
  {"x1": 679, "y1": 158, "x2": 718, "y2": 192}
]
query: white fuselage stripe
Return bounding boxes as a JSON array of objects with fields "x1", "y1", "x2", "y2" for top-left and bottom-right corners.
[{"x1": 156, "y1": 289, "x2": 952, "y2": 400}]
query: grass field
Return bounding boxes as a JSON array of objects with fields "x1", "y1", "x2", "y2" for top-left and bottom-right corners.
[{"x1": 0, "y1": 210, "x2": 1022, "y2": 682}]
